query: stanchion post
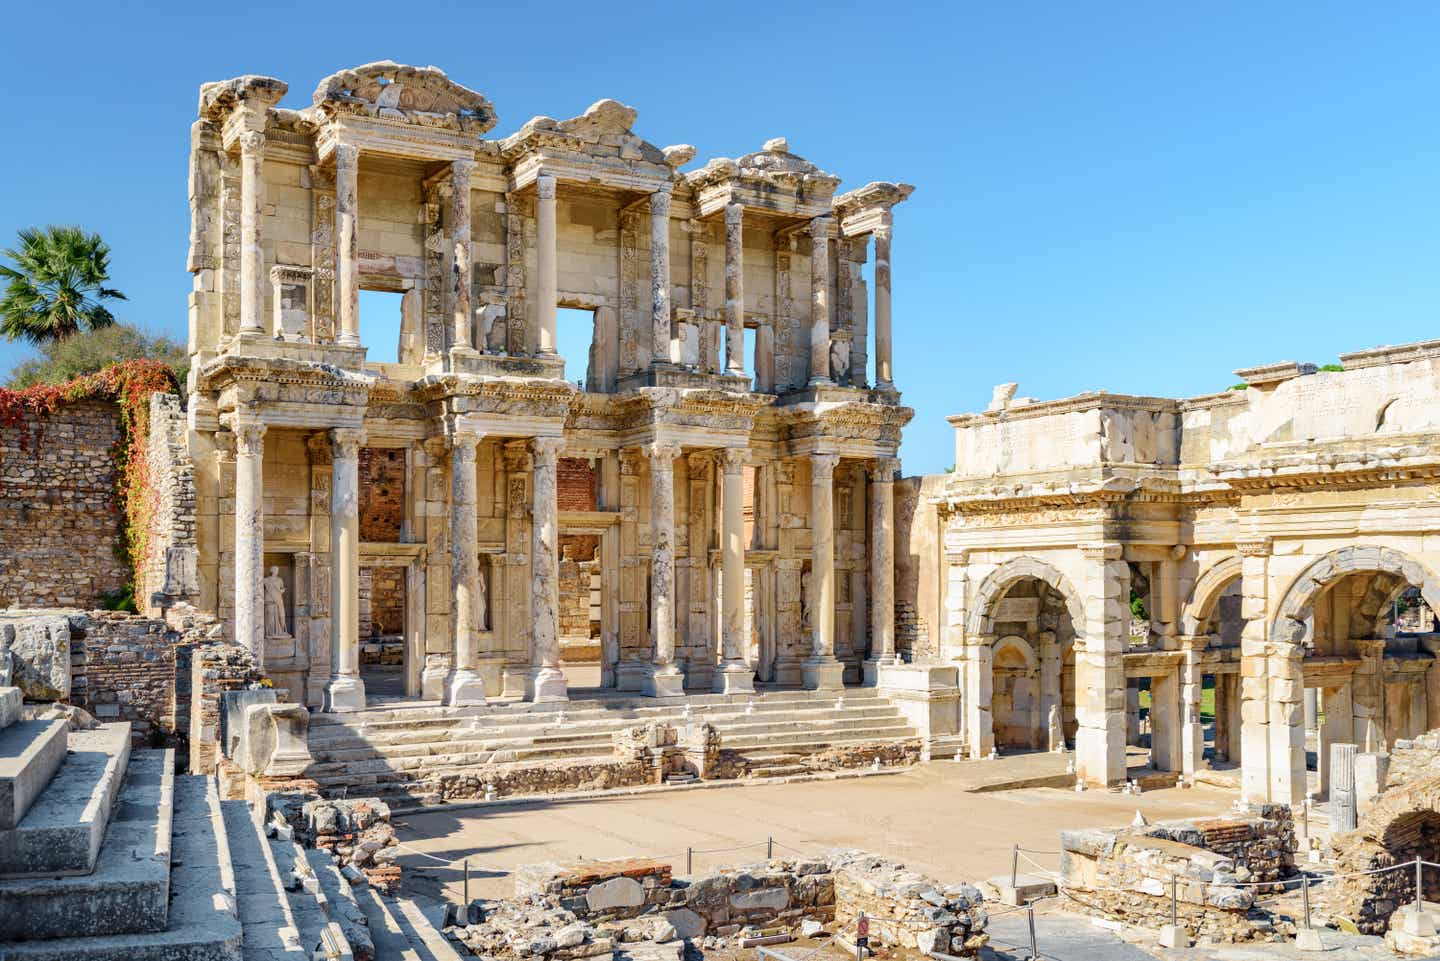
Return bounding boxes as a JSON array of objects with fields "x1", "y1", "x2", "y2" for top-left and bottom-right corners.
[
  {"x1": 767, "y1": 836, "x2": 774, "y2": 859},
  {"x1": 1026, "y1": 902, "x2": 1038, "y2": 961},
  {"x1": 463, "y1": 858, "x2": 470, "y2": 907},
  {"x1": 686, "y1": 847, "x2": 693, "y2": 875},
  {"x1": 1302, "y1": 875, "x2": 1312, "y2": 929},
  {"x1": 1011, "y1": 844, "x2": 1019, "y2": 888},
  {"x1": 1417, "y1": 856, "x2": 1424, "y2": 911},
  {"x1": 1170, "y1": 875, "x2": 1178, "y2": 928}
]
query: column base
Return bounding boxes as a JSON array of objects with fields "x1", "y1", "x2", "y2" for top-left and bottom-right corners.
[
  {"x1": 802, "y1": 656, "x2": 846, "y2": 691},
  {"x1": 714, "y1": 662, "x2": 756, "y2": 695},
  {"x1": 325, "y1": 674, "x2": 367, "y2": 713},
  {"x1": 531, "y1": 667, "x2": 569, "y2": 703},
  {"x1": 642, "y1": 664, "x2": 686, "y2": 698},
  {"x1": 501, "y1": 666, "x2": 530, "y2": 700},
  {"x1": 420, "y1": 658, "x2": 450, "y2": 701},
  {"x1": 615, "y1": 660, "x2": 650, "y2": 693},
  {"x1": 445, "y1": 669, "x2": 488, "y2": 707},
  {"x1": 863, "y1": 655, "x2": 899, "y2": 687}
]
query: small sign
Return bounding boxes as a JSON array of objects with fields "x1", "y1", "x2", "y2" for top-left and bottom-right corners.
[{"x1": 857, "y1": 918, "x2": 869, "y2": 938}]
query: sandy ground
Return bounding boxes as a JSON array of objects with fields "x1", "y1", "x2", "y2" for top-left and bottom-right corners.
[{"x1": 392, "y1": 756, "x2": 1241, "y2": 905}]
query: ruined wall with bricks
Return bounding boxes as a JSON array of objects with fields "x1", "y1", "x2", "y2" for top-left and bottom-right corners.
[
  {"x1": 0, "y1": 398, "x2": 129, "y2": 608},
  {"x1": 359, "y1": 447, "x2": 405, "y2": 542},
  {"x1": 894, "y1": 474, "x2": 943, "y2": 661}
]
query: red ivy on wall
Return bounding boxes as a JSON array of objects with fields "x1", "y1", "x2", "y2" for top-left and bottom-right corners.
[{"x1": 0, "y1": 360, "x2": 181, "y2": 586}]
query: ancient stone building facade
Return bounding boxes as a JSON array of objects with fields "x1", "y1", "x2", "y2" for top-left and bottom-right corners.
[
  {"x1": 181, "y1": 61, "x2": 912, "y2": 711},
  {"x1": 926, "y1": 344, "x2": 1440, "y2": 802}
]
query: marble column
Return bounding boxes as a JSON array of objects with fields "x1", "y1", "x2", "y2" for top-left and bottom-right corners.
[
  {"x1": 334, "y1": 143, "x2": 360, "y2": 347},
  {"x1": 966, "y1": 636, "x2": 995, "y2": 759},
  {"x1": 755, "y1": 325, "x2": 775, "y2": 393},
  {"x1": 536, "y1": 174, "x2": 558, "y2": 355},
  {"x1": 803, "y1": 452, "x2": 844, "y2": 690},
  {"x1": 234, "y1": 418, "x2": 266, "y2": 666},
  {"x1": 1075, "y1": 543, "x2": 1129, "y2": 787},
  {"x1": 716, "y1": 448, "x2": 753, "y2": 693},
  {"x1": 530, "y1": 437, "x2": 569, "y2": 702},
  {"x1": 1237, "y1": 539, "x2": 1279, "y2": 802},
  {"x1": 724, "y1": 203, "x2": 745, "y2": 375},
  {"x1": 808, "y1": 217, "x2": 833, "y2": 386},
  {"x1": 651, "y1": 189, "x2": 674, "y2": 367},
  {"x1": 873, "y1": 214, "x2": 894, "y2": 389},
  {"x1": 446, "y1": 433, "x2": 485, "y2": 705},
  {"x1": 1179, "y1": 637, "x2": 1207, "y2": 781},
  {"x1": 1331, "y1": 741, "x2": 1359, "y2": 833},
  {"x1": 863, "y1": 457, "x2": 898, "y2": 685},
  {"x1": 645, "y1": 442, "x2": 685, "y2": 696},
  {"x1": 450, "y1": 158, "x2": 476, "y2": 355},
  {"x1": 326, "y1": 428, "x2": 366, "y2": 712},
  {"x1": 238, "y1": 130, "x2": 267, "y2": 337}
]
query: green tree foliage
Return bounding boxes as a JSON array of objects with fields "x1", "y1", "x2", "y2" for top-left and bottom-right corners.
[
  {"x1": 7, "y1": 323, "x2": 187, "y2": 389},
  {"x1": 0, "y1": 226, "x2": 126, "y2": 344}
]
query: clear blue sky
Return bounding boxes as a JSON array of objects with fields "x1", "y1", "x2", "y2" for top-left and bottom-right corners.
[{"x1": 4, "y1": 2, "x2": 1439, "y2": 474}]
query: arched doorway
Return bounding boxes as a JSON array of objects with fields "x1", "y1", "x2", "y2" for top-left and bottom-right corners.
[
  {"x1": 1181, "y1": 557, "x2": 1246, "y2": 771},
  {"x1": 967, "y1": 558, "x2": 1084, "y2": 758}
]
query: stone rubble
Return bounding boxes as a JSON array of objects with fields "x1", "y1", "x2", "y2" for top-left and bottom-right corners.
[{"x1": 269, "y1": 793, "x2": 403, "y2": 894}]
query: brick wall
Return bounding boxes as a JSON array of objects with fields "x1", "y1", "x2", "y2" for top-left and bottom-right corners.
[
  {"x1": 359, "y1": 447, "x2": 405, "y2": 542},
  {"x1": 0, "y1": 398, "x2": 129, "y2": 607},
  {"x1": 558, "y1": 457, "x2": 596, "y2": 511}
]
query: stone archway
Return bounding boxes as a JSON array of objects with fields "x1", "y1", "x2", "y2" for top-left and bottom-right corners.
[
  {"x1": 1180, "y1": 555, "x2": 1242, "y2": 637},
  {"x1": 1181, "y1": 556, "x2": 1245, "y2": 767},
  {"x1": 1270, "y1": 547, "x2": 1440, "y2": 647},
  {"x1": 964, "y1": 557, "x2": 1085, "y2": 759}
]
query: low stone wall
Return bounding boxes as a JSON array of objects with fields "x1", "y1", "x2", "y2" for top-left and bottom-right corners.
[
  {"x1": 1326, "y1": 771, "x2": 1440, "y2": 934},
  {"x1": 448, "y1": 851, "x2": 987, "y2": 959},
  {"x1": 269, "y1": 794, "x2": 402, "y2": 895},
  {"x1": 189, "y1": 639, "x2": 261, "y2": 774},
  {"x1": 0, "y1": 398, "x2": 129, "y2": 609},
  {"x1": 1059, "y1": 806, "x2": 1295, "y2": 943}
]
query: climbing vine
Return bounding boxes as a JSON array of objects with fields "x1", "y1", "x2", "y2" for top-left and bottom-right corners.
[{"x1": 0, "y1": 359, "x2": 181, "y2": 589}]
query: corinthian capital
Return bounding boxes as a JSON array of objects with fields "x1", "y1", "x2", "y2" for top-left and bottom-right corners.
[
  {"x1": 330, "y1": 427, "x2": 365, "y2": 461},
  {"x1": 811, "y1": 452, "x2": 840, "y2": 481},
  {"x1": 719, "y1": 448, "x2": 749, "y2": 475},
  {"x1": 235, "y1": 420, "x2": 266, "y2": 456}
]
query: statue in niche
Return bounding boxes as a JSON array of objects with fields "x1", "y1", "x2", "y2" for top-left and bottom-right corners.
[
  {"x1": 1048, "y1": 704, "x2": 1064, "y2": 752},
  {"x1": 801, "y1": 569, "x2": 814, "y2": 637},
  {"x1": 397, "y1": 288, "x2": 423, "y2": 365},
  {"x1": 263, "y1": 566, "x2": 290, "y2": 638},
  {"x1": 476, "y1": 565, "x2": 489, "y2": 632},
  {"x1": 830, "y1": 338, "x2": 850, "y2": 384}
]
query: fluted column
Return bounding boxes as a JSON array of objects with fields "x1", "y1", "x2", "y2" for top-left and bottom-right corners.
[
  {"x1": 803, "y1": 452, "x2": 844, "y2": 690},
  {"x1": 863, "y1": 457, "x2": 898, "y2": 685},
  {"x1": 529, "y1": 437, "x2": 569, "y2": 701},
  {"x1": 536, "y1": 174, "x2": 558, "y2": 355},
  {"x1": 450, "y1": 158, "x2": 475, "y2": 355},
  {"x1": 326, "y1": 428, "x2": 366, "y2": 711},
  {"x1": 238, "y1": 131, "x2": 267, "y2": 337},
  {"x1": 724, "y1": 203, "x2": 745, "y2": 375},
  {"x1": 651, "y1": 189, "x2": 674, "y2": 367},
  {"x1": 233, "y1": 418, "x2": 266, "y2": 666},
  {"x1": 808, "y1": 217, "x2": 833, "y2": 386},
  {"x1": 873, "y1": 214, "x2": 894, "y2": 388},
  {"x1": 446, "y1": 433, "x2": 484, "y2": 705},
  {"x1": 334, "y1": 143, "x2": 360, "y2": 346},
  {"x1": 645, "y1": 441, "x2": 685, "y2": 696},
  {"x1": 716, "y1": 448, "x2": 754, "y2": 693}
]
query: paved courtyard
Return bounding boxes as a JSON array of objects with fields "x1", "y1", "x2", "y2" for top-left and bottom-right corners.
[{"x1": 393, "y1": 757, "x2": 1238, "y2": 903}]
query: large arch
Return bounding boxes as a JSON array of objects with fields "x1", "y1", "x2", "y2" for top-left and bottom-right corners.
[
  {"x1": 967, "y1": 556, "x2": 1086, "y2": 640},
  {"x1": 1270, "y1": 547, "x2": 1440, "y2": 646},
  {"x1": 1179, "y1": 554, "x2": 1242, "y2": 637}
]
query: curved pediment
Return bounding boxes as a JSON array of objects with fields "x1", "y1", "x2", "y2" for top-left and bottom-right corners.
[{"x1": 311, "y1": 61, "x2": 497, "y2": 134}]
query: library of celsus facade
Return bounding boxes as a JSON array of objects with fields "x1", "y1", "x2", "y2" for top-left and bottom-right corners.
[
  {"x1": 181, "y1": 62, "x2": 913, "y2": 712},
  {"x1": 924, "y1": 345, "x2": 1440, "y2": 804}
]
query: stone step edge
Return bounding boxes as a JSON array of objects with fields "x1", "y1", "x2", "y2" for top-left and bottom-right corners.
[
  {"x1": 268, "y1": 828, "x2": 352, "y2": 959},
  {"x1": 0, "y1": 720, "x2": 69, "y2": 831},
  {"x1": 0, "y1": 749, "x2": 175, "y2": 942},
  {"x1": 0, "y1": 721, "x2": 133, "y2": 878},
  {"x1": 0, "y1": 773, "x2": 241, "y2": 961}
]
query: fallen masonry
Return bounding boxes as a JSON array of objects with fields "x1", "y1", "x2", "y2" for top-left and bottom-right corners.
[{"x1": 447, "y1": 851, "x2": 989, "y2": 959}]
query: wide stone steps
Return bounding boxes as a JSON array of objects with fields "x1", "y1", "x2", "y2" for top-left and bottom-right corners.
[
  {"x1": 356, "y1": 887, "x2": 464, "y2": 961},
  {"x1": 0, "y1": 722, "x2": 131, "y2": 878},
  {"x1": 0, "y1": 748, "x2": 174, "y2": 941},
  {"x1": 0, "y1": 719, "x2": 68, "y2": 832},
  {"x1": 222, "y1": 798, "x2": 311, "y2": 960}
]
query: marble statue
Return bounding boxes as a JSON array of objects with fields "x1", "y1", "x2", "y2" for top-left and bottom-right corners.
[
  {"x1": 476, "y1": 566, "x2": 488, "y2": 631},
  {"x1": 262, "y1": 566, "x2": 290, "y2": 638},
  {"x1": 1048, "y1": 703, "x2": 1064, "y2": 752}
]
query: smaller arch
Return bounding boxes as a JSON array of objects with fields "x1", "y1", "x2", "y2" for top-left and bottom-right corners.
[
  {"x1": 993, "y1": 634, "x2": 1040, "y2": 673},
  {"x1": 1179, "y1": 554, "x2": 1242, "y2": 637},
  {"x1": 967, "y1": 556, "x2": 1086, "y2": 640},
  {"x1": 1270, "y1": 547, "x2": 1440, "y2": 646}
]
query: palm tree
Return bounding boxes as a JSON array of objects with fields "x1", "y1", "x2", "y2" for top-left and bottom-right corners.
[{"x1": 0, "y1": 226, "x2": 126, "y2": 344}]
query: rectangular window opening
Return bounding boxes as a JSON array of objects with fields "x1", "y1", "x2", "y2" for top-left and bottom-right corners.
[
  {"x1": 556, "y1": 307, "x2": 595, "y2": 389},
  {"x1": 358, "y1": 289, "x2": 404, "y2": 365}
]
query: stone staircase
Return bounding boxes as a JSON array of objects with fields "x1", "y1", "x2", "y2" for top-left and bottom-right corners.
[
  {"x1": 305, "y1": 688, "x2": 919, "y2": 806},
  {"x1": 0, "y1": 686, "x2": 451, "y2": 961}
]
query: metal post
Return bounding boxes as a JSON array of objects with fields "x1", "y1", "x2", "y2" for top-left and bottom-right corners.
[
  {"x1": 1170, "y1": 875, "x2": 1178, "y2": 927},
  {"x1": 767, "y1": 836, "x2": 774, "y2": 859},
  {"x1": 857, "y1": 911, "x2": 866, "y2": 961},
  {"x1": 1011, "y1": 844, "x2": 1019, "y2": 888},
  {"x1": 1026, "y1": 903, "x2": 1038, "y2": 961},
  {"x1": 1302, "y1": 875, "x2": 1312, "y2": 930},
  {"x1": 687, "y1": 847, "x2": 693, "y2": 875},
  {"x1": 463, "y1": 858, "x2": 470, "y2": 907},
  {"x1": 1417, "y1": 856, "x2": 1424, "y2": 911}
]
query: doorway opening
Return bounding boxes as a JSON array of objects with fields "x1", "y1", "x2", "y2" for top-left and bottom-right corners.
[
  {"x1": 359, "y1": 566, "x2": 406, "y2": 698},
  {"x1": 558, "y1": 533, "x2": 604, "y2": 689}
]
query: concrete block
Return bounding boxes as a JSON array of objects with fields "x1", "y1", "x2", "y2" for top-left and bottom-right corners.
[
  {"x1": 987, "y1": 873, "x2": 1057, "y2": 906},
  {"x1": 0, "y1": 688, "x2": 19, "y2": 730},
  {"x1": 0, "y1": 720, "x2": 68, "y2": 830}
]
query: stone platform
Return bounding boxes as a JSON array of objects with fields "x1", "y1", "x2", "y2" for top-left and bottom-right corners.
[{"x1": 305, "y1": 687, "x2": 920, "y2": 806}]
